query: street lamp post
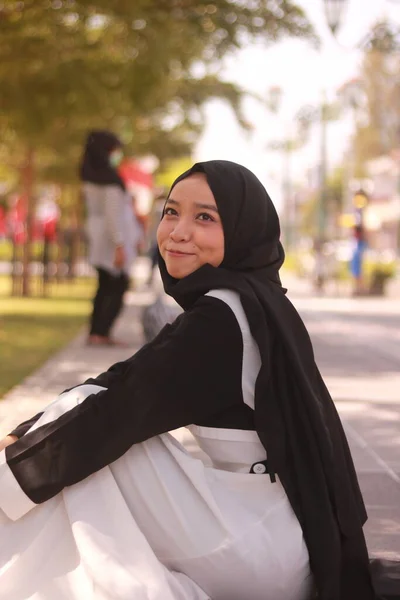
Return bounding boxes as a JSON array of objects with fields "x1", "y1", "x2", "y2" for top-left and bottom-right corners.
[
  {"x1": 268, "y1": 136, "x2": 297, "y2": 251},
  {"x1": 296, "y1": 97, "x2": 334, "y2": 244},
  {"x1": 323, "y1": 0, "x2": 348, "y2": 35},
  {"x1": 319, "y1": 96, "x2": 329, "y2": 242},
  {"x1": 266, "y1": 86, "x2": 301, "y2": 251},
  {"x1": 318, "y1": 0, "x2": 348, "y2": 242}
]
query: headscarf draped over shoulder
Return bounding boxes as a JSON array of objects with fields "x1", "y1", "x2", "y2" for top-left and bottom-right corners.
[{"x1": 160, "y1": 160, "x2": 375, "y2": 600}]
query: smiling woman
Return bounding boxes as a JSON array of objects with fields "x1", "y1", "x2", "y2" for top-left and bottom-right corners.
[
  {"x1": 157, "y1": 173, "x2": 225, "y2": 280},
  {"x1": 0, "y1": 161, "x2": 375, "y2": 600}
]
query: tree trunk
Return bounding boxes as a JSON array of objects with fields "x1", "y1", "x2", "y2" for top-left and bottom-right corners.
[
  {"x1": 20, "y1": 148, "x2": 35, "y2": 297},
  {"x1": 71, "y1": 187, "x2": 83, "y2": 279}
]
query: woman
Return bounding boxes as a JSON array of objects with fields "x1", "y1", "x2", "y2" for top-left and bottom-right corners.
[
  {"x1": 80, "y1": 130, "x2": 140, "y2": 346},
  {"x1": 0, "y1": 161, "x2": 375, "y2": 599}
]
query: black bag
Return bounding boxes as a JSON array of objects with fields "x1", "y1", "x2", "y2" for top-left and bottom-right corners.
[{"x1": 371, "y1": 559, "x2": 400, "y2": 599}]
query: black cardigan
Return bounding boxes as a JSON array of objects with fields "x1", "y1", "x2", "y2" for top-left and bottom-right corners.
[{"x1": 7, "y1": 296, "x2": 256, "y2": 504}]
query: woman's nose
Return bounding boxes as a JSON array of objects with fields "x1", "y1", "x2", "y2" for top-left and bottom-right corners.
[{"x1": 169, "y1": 220, "x2": 191, "y2": 242}]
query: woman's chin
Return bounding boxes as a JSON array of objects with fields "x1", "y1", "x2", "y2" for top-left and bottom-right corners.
[
  {"x1": 165, "y1": 261, "x2": 199, "y2": 280},
  {"x1": 167, "y1": 267, "x2": 193, "y2": 279}
]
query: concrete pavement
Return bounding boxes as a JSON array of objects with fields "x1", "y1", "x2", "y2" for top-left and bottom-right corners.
[{"x1": 1, "y1": 264, "x2": 399, "y2": 559}]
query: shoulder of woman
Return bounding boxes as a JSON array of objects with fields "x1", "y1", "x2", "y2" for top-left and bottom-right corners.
[
  {"x1": 197, "y1": 289, "x2": 244, "y2": 320},
  {"x1": 158, "y1": 297, "x2": 243, "y2": 367},
  {"x1": 182, "y1": 292, "x2": 243, "y2": 338},
  {"x1": 191, "y1": 289, "x2": 238, "y2": 311}
]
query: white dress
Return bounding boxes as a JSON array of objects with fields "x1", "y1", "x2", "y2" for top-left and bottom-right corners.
[{"x1": 0, "y1": 290, "x2": 312, "y2": 600}]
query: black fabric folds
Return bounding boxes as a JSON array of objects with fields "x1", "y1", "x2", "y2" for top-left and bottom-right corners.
[
  {"x1": 79, "y1": 130, "x2": 125, "y2": 190},
  {"x1": 160, "y1": 160, "x2": 376, "y2": 600}
]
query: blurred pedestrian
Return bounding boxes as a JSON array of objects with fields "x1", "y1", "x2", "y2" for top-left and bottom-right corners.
[
  {"x1": 0, "y1": 161, "x2": 375, "y2": 600},
  {"x1": 350, "y1": 224, "x2": 368, "y2": 296},
  {"x1": 80, "y1": 130, "x2": 138, "y2": 346},
  {"x1": 145, "y1": 191, "x2": 166, "y2": 287},
  {"x1": 312, "y1": 237, "x2": 327, "y2": 294},
  {"x1": 129, "y1": 192, "x2": 146, "y2": 286}
]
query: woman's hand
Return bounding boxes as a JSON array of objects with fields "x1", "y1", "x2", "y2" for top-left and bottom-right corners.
[{"x1": 0, "y1": 435, "x2": 18, "y2": 453}]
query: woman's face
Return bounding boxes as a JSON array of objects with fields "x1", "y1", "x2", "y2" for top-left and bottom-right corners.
[{"x1": 157, "y1": 173, "x2": 224, "y2": 279}]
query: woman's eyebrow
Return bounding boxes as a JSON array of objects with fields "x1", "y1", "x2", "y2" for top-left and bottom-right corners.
[
  {"x1": 166, "y1": 198, "x2": 218, "y2": 213},
  {"x1": 195, "y1": 202, "x2": 219, "y2": 213}
]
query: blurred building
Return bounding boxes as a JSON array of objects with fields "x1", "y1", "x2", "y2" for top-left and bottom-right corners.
[{"x1": 364, "y1": 152, "x2": 400, "y2": 254}]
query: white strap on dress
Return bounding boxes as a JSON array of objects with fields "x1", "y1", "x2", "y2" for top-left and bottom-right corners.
[
  {"x1": 206, "y1": 289, "x2": 261, "y2": 410},
  {"x1": 187, "y1": 289, "x2": 266, "y2": 473}
]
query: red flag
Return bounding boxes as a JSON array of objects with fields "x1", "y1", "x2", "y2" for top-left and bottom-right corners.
[{"x1": 119, "y1": 159, "x2": 153, "y2": 188}]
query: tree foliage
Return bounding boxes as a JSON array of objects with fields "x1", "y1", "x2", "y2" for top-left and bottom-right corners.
[
  {"x1": 299, "y1": 166, "x2": 344, "y2": 237},
  {"x1": 0, "y1": 0, "x2": 317, "y2": 184},
  {"x1": 353, "y1": 21, "x2": 400, "y2": 166},
  {"x1": 155, "y1": 157, "x2": 194, "y2": 190}
]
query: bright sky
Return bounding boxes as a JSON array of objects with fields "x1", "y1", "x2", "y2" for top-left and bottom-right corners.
[{"x1": 195, "y1": 0, "x2": 400, "y2": 210}]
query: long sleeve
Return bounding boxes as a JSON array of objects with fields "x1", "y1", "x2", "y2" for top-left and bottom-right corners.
[
  {"x1": 0, "y1": 296, "x2": 244, "y2": 518},
  {"x1": 9, "y1": 413, "x2": 44, "y2": 438},
  {"x1": 103, "y1": 185, "x2": 126, "y2": 246},
  {"x1": 7, "y1": 361, "x2": 130, "y2": 439},
  {"x1": 7, "y1": 343, "x2": 149, "y2": 439}
]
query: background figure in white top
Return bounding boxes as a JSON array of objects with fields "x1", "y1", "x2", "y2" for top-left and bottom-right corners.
[{"x1": 80, "y1": 130, "x2": 140, "y2": 347}]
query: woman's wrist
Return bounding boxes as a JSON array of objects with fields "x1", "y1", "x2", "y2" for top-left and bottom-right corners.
[{"x1": 0, "y1": 435, "x2": 18, "y2": 452}]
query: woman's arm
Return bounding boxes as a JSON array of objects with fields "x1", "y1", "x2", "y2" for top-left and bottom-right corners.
[
  {"x1": 5, "y1": 353, "x2": 138, "y2": 440},
  {"x1": 1, "y1": 297, "x2": 243, "y2": 518},
  {"x1": 8, "y1": 414, "x2": 44, "y2": 439}
]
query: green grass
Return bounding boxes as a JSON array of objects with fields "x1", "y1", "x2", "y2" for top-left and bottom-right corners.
[
  {"x1": 0, "y1": 239, "x2": 55, "y2": 262},
  {"x1": 0, "y1": 276, "x2": 96, "y2": 399},
  {"x1": 0, "y1": 240, "x2": 12, "y2": 261}
]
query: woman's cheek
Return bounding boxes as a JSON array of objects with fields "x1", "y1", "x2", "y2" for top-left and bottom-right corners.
[{"x1": 156, "y1": 221, "x2": 167, "y2": 249}]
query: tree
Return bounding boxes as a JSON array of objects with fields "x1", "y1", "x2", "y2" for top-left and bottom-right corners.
[
  {"x1": 353, "y1": 21, "x2": 400, "y2": 167},
  {"x1": 266, "y1": 86, "x2": 340, "y2": 247},
  {"x1": 299, "y1": 166, "x2": 345, "y2": 238},
  {"x1": 155, "y1": 157, "x2": 194, "y2": 190},
  {"x1": 0, "y1": 0, "x2": 317, "y2": 294},
  {"x1": 0, "y1": 0, "x2": 317, "y2": 181}
]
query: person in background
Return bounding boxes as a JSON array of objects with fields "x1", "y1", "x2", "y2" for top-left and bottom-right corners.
[
  {"x1": 312, "y1": 237, "x2": 327, "y2": 294},
  {"x1": 146, "y1": 190, "x2": 166, "y2": 287},
  {"x1": 80, "y1": 130, "x2": 138, "y2": 346},
  {"x1": 129, "y1": 193, "x2": 146, "y2": 288},
  {"x1": 350, "y1": 224, "x2": 368, "y2": 297}
]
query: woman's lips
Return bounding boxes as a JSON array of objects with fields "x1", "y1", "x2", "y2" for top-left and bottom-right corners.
[{"x1": 166, "y1": 249, "x2": 195, "y2": 258}]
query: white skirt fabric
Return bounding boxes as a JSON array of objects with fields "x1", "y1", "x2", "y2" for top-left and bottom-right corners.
[{"x1": 0, "y1": 432, "x2": 313, "y2": 600}]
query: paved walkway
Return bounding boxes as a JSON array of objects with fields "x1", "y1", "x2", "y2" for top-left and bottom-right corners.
[{"x1": 1, "y1": 265, "x2": 399, "y2": 560}]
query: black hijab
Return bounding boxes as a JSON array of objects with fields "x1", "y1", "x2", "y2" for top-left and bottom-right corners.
[
  {"x1": 160, "y1": 160, "x2": 376, "y2": 600},
  {"x1": 79, "y1": 130, "x2": 125, "y2": 190}
]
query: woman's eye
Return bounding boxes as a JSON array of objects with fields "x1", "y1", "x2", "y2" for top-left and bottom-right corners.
[
  {"x1": 198, "y1": 213, "x2": 214, "y2": 222},
  {"x1": 164, "y1": 207, "x2": 177, "y2": 216}
]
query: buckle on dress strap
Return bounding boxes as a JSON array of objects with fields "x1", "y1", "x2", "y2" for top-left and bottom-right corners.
[{"x1": 249, "y1": 460, "x2": 269, "y2": 474}]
